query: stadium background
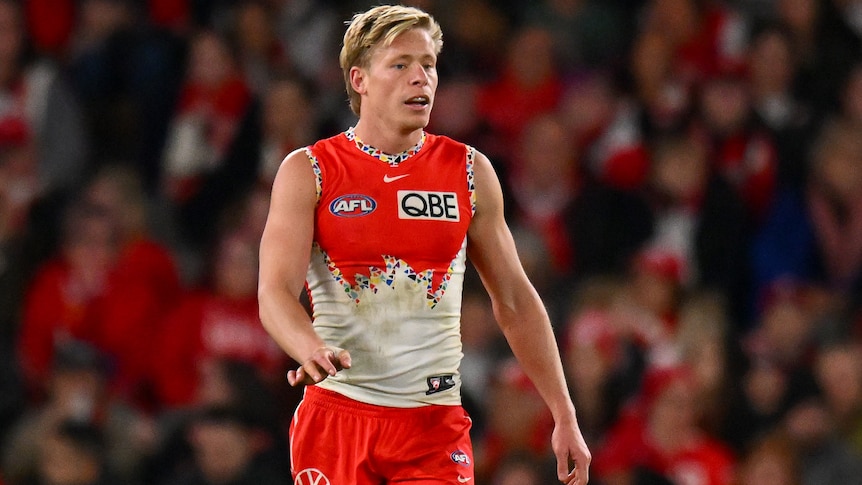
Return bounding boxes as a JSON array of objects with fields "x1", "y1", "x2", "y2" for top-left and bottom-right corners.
[{"x1": 2, "y1": 0, "x2": 862, "y2": 483}]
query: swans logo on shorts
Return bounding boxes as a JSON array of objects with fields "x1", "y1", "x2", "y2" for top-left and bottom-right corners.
[
  {"x1": 451, "y1": 450, "x2": 471, "y2": 466},
  {"x1": 329, "y1": 194, "x2": 377, "y2": 217},
  {"x1": 426, "y1": 374, "x2": 456, "y2": 395},
  {"x1": 294, "y1": 468, "x2": 330, "y2": 485}
]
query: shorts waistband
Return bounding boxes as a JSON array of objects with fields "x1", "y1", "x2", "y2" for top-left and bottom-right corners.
[{"x1": 302, "y1": 386, "x2": 458, "y2": 419}]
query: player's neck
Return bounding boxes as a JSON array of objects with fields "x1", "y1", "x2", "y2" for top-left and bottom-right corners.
[{"x1": 353, "y1": 119, "x2": 424, "y2": 155}]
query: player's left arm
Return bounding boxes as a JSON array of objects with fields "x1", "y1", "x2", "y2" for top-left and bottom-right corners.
[{"x1": 466, "y1": 150, "x2": 591, "y2": 485}]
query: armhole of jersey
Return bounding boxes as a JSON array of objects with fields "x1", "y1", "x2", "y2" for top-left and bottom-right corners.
[
  {"x1": 466, "y1": 145, "x2": 477, "y2": 216},
  {"x1": 304, "y1": 146, "x2": 322, "y2": 205}
]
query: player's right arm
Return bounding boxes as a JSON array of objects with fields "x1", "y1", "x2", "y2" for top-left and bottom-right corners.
[{"x1": 258, "y1": 148, "x2": 350, "y2": 386}]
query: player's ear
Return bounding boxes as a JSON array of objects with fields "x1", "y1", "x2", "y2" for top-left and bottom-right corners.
[{"x1": 350, "y1": 66, "x2": 367, "y2": 95}]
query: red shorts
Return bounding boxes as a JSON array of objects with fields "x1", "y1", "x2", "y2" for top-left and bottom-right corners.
[{"x1": 290, "y1": 386, "x2": 475, "y2": 484}]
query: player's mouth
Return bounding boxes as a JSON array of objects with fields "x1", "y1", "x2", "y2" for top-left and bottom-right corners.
[{"x1": 405, "y1": 95, "x2": 430, "y2": 109}]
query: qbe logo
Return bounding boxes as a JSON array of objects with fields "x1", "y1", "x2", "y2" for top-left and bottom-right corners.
[
  {"x1": 294, "y1": 468, "x2": 330, "y2": 485},
  {"x1": 329, "y1": 194, "x2": 377, "y2": 217},
  {"x1": 398, "y1": 190, "x2": 459, "y2": 221}
]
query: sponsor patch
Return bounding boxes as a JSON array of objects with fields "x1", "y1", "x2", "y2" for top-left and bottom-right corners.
[
  {"x1": 329, "y1": 194, "x2": 377, "y2": 217},
  {"x1": 426, "y1": 374, "x2": 456, "y2": 395},
  {"x1": 398, "y1": 190, "x2": 459, "y2": 221}
]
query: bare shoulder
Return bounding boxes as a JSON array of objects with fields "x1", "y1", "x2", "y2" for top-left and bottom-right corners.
[
  {"x1": 468, "y1": 148, "x2": 505, "y2": 220},
  {"x1": 469, "y1": 148, "x2": 495, "y2": 182},
  {"x1": 272, "y1": 148, "x2": 316, "y2": 195},
  {"x1": 263, "y1": 147, "x2": 317, "y2": 237}
]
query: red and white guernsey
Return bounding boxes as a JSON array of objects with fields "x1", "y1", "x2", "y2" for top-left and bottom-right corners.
[{"x1": 304, "y1": 128, "x2": 476, "y2": 407}]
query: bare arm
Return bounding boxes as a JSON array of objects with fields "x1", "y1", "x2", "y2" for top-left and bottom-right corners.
[
  {"x1": 467, "y1": 151, "x2": 590, "y2": 484},
  {"x1": 258, "y1": 149, "x2": 350, "y2": 386}
]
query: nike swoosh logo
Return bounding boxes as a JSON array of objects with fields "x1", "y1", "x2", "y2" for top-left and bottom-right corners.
[
  {"x1": 457, "y1": 477, "x2": 472, "y2": 483},
  {"x1": 383, "y1": 174, "x2": 410, "y2": 183}
]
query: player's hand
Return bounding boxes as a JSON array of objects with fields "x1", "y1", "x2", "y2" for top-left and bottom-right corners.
[
  {"x1": 552, "y1": 417, "x2": 591, "y2": 484},
  {"x1": 287, "y1": 346, "x2": 352, "y2": 386}
]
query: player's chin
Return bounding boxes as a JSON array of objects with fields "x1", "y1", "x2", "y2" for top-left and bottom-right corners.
[
  {"x1": 404, "y1": 116, "x2": 430, "y2": 131},
  {"x1": 402, "y1": 109, "x2": 432, "y2": 127}
]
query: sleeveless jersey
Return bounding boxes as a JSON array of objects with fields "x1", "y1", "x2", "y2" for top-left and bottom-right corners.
[{"x1": 304, "y1": 128, "x2": 475, "y2": 407}]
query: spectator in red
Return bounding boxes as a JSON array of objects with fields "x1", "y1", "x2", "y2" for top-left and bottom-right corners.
[
  {"x1": 84, "y1": 165, "x2": 180, "y2": 314},
  {"x1": 610, "y1": 247, "x2": 687, "y2": 380},
  {"x1": 161, "y1": 28, "x2": 252, "y2": 206},
  {"x1": 17, "y1": 201, "x2": 118, "y2": 398},
  {"x1": 476, "y1": 26, "x2": 564, "y2": 160},
  {"x1": 152, "y1": 230, "x2": 285, "y2": 409},
  {"x1": 82, "y1": 165, "x2": 181, "y2": 401},
  {"x1": 593, "y1": 365, "x2": 736, "y2": 485},
  {"x1": 506, "y1": 114, "x2": 578, "y2": 277},
  {"x1": 629, "y1": 0, "x2": 748, "y2": 137},
  {"x1": 17, "y1": 169, "x2": 179, "y2": 405},
  {"x1": 697, "y1": 67, "x2": 779, "y2": 225},
  {"x1": 161, "y1": 28, "x2": 254, "y2": 250},
  {"x1": 638, "y1": 0, "x2": 748, "y2": 92},
  {"x1": 0, "y1": 0, "x2": 89, "y2": 195},
  {"x1": 643, "y1": 129, "x2": 750, "y2": 319},
  {"x1": 559, "y1": 73, "x2": 652, "y2": 192}
]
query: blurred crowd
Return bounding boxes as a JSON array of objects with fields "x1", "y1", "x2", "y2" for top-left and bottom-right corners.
[{"x1": 2, "y1": 0, "x2": 862, "y2": 483}]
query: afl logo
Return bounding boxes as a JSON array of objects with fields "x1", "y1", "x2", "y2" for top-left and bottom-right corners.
[
  {"x1": 295, "y1": 468, "x2": 330, "y2": 485},
  {"x1": 329, "y1": 194, "x2": 377, "y2": 217},
  {"x1": 451, "y1": 450, "x2": 471, "y2": 466}
]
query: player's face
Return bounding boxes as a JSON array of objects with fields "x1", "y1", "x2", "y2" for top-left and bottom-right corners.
[{"x1": 355, "y1": 28, "x2": 438, "y2": 133}]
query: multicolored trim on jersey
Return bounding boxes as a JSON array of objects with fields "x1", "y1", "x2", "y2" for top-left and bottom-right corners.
[
  {"x1": 305, "y1": 147, "x2": 323, "y2": 201},
  {"x1": 345, "y1": 127, "x2": 426, "y2": 167},
  {"x1": 319, "y1": 247, "x2": 459, "y2": 308},
  {"x1": 466, "y1": 146, "x2": 476, "y2": 215}
]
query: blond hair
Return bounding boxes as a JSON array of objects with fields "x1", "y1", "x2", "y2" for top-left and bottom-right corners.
[{"x1": 340, "y1": 5, "x2": 443, "y2": 116}]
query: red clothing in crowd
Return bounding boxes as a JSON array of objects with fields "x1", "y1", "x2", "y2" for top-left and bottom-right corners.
[
  {"x1": 18, "y1": 258, "x2": 102, "y2": 390},
  {"x1": 586, "y1": 103, "x2": 652, "y2": 191},
  {"x1": 476, "y1": 70, "x2": 563, "y2": 154},
  {"x1": 152, "y1": 292, "x2": 286, "y2": 408},
  {"x1": 594, "y1": 409, "x2": 735, "y2": 485},
  {"x1": 166, "y1": 73, "x2": 252, "y2": 202},
  {"x1": 24, "y1": 0, "x2": 75, "y2": 57},
  {"x1": 176, "y1": 75, "x2": 251, "y2": 124},
  {"x1": 672, "y1": 5, "x2": 748, "y2": 86},
  {"x1": 25, "y1": 0, "x2": 192, "y2": 55},
  {"x1": 18, "y1": 238, "x2": 180, "y2": 401},
  {"x1": 712, "y1": 131, "x2": 777, "y2": 222},
  {"x1": 95, "y1": 239, "x2": 180, "y2": 397},
  {"x1": 148, "y1": 0, "x2": 191, "y2": 31},
  {"x1": 114, "y1": 238, "x2": 181, "y2": 311}
]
